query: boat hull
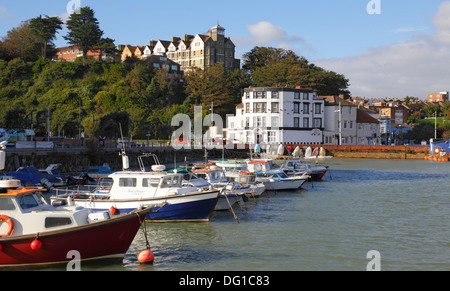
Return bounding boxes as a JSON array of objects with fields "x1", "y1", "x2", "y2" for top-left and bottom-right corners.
[
  {"x1": 69, "y1": 190, "x2": 220, "y2": 223},
  {"x1": 263, "y1": 178, "x2": 306, "y2": 190},
  {"x1": 311, "y1": 169, "x2": 327, "y2": 180},
  {"x1": 214, "y1": 194, "x2": 243, "y2": 211},
  {"x1": 0, "y1": 208, "x2": 150, "y2": 269}
]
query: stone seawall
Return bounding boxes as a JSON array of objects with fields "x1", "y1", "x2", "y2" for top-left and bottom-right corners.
[
  {"x1": 2, "y1": 148, "x2": 251, "y2": 173},
  {"x1": 2, "y1": 144, "x2": 432, "y2": 173},
  {"x1": 292, "y1": 145, "x2": 429, "y2": 160}
]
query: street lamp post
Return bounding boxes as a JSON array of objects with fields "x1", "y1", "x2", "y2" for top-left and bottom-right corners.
[
  {"x1": 334, "y1": 102, "x2": 342, "y2": 145},
  {"x1": 435, "y1": 111, "x2": 437, "y2": 140}
]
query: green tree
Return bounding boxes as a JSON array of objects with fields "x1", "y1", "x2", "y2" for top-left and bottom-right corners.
[
  {"x1": 243, "y1": 46, "x2": 350, "y2": 96},
  {"x1": 242, "y1": 46, "x2": 300, "y2": 73},
  {"x1": 64, "y1": 7, "x2": 104, "y2": 56},
  {"x1": 403, "y1": 122, "x2": 443, "y2": 143},
  {"x1": 422, "y1": 103, "x2": 440, "y2": 117},
  {"x1": 29, "y1": 15, "x2": 63, "y2": 59},
  {"x1": 95, "y1": 37, "x2": 116, "y2": 58},
  {"x1": 440, "y1": 101, "x2": 450, "y2": 116},
  {"x1": 96, "y1": 111, "x2": 130, "y2": 139},
  {"x1": 185, "y1": 64, "x2": 236, "y2": 120},
  {"x1": 3, "y1": 108, "x2": 27, "y2": 130},
  {"x1": 0, "y1": 20, "x2": 40, "y2": 61}
]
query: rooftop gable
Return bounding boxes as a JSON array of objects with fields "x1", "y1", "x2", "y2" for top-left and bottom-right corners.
[{"x1": 357, "y1": 109, "x2": 380, "y2": 124}]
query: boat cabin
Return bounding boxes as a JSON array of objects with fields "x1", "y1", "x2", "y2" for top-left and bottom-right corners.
[
  {"x1": 225, "y1": 171, "x2": 257, "y2": 184},
  {"x1": 0, "y1": 179, "x2": 99, "y2": 236},
  {"x1": 107, "y1": 170, "x2": 198, "y2": 199},
  {"x1": 191, "y1": 168, "x2": 228, "y2": 185},
  {"x1": 246, "y1": 160, "x2": 273, "y2": 172},
  {"x1": 255, "y1": 171, "x2": 289, "y2": 180},
  {"x1": 279, "y1": 159, "x2": 312, "y2": 174}
]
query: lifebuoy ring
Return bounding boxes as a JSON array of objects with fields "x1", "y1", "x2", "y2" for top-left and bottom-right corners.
[{"x1": 0, "y1": 215, "x2": 14, "y2": 237}]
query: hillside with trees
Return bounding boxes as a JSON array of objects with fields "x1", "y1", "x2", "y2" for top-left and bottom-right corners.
[{"x1": 0, "y1": 7, "x2": 351, "y2": 141}]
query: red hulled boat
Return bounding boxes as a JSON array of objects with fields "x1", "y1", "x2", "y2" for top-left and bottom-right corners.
[{"x1": 0, "y1": 143, "x2": 151, "y2": 269}]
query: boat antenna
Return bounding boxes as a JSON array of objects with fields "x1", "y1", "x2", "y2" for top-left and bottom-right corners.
[{"x1": 119, "y1": 123, "x2": 129, "y2": 170}]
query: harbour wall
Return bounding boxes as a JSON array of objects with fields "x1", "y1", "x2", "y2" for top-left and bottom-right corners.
[
  {"x1": 1, "y1": 144, "x2": 431, "y2": 173},
  {"x1": 295, "y1": 145, "x2": 429, "y2": 160},
  {"x1": 1, "y1": 148, "x2": 250, "y2": 173}
]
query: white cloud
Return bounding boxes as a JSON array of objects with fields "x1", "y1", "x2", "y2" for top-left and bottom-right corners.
[
  {"x1": 394, "y1": 26, "x2": 427, "y2": 33},
  {"x1": 314, "y1": 2, "x2": 450, "y2": 99},
  {"x1": 234, "y1": 21, "x2": 315, "y2": 54}
]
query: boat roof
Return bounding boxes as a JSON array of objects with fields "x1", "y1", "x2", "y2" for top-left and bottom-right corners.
[
  {"x1": 247, "y1": 160, "x2": 269, "y2": 164},
  {"x1": 109, "y1": 170, "x2": 180, "y2": 177},
  {"x1": 191, "y1": 168, "x2": 223, "y2": 173},
  {"x1": 0, "y1": 187, "x2": 44, "y2": 197},
  {"x1": 256, "y1": 170, "x2": 282, "y2": 174},
  {"x1": 193, "y1": 163, "x2": 215, "y2": 167}
]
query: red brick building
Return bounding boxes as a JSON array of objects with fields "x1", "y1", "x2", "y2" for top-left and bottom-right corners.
[
  {"x1": 53, "y1": 45, "x2": 114, "y2": 62},
  {"x1": 427, "y1": 92, "x2": 449, "y2": 103}
]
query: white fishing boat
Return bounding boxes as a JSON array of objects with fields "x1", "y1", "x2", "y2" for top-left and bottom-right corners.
[
  {"x1": 276, "y1": 159, "x2": 312, "y2": 176},
  {"x1": 221, "y1": 171, "x2": 266, "y2": 197},
  {"x1": 246, "y1": 160, "x2": 308, "y2": 190},
  {"x1": 211, "y1": 159, "x2": 265, "y2": 197},
  {"x1": 214, "y1": 159, "x2": 247, "y2": 172},
  {"x1": 51, "y1": 154, "x2": 220, "y2": 222},
  {"x1": 190, "y1": 165, "x2": 246, "y2": 211}
]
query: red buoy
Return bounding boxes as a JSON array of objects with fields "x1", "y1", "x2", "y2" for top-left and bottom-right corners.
[
  {"x1": 137, "y1": 249, "x2": 154, "y2": 264},
  {"x1": 30, "y1": 239, "x2": 42, "y2": 250},
  {"x1": 109, "y1": 207, "x2": 117, "y2": 214}
]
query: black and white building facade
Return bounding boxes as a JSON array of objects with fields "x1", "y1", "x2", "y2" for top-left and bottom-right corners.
[{"x1": 226, "y1": 87, "x2": 325, "y2": 145}]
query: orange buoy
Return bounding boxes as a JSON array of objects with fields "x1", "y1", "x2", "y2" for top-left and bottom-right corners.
[
  {"x1": 137, "y1": 249, "x2": 154, "y2": 264},
  {"x1": 109, "y1": 207, "x2": 118, "y2": 215}
]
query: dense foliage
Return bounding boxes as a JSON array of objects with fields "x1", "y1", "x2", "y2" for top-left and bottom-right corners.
[
  {"x1": 0, "y1": 7, "x2": 353, "y2": 140},
  {"x1": 242, "y1": 46, "x2": 351, "y2": 97}
]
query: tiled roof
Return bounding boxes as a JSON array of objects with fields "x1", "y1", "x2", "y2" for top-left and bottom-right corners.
[{"x1": 357, "y1": 109, "x2": 380, "y2": 124}]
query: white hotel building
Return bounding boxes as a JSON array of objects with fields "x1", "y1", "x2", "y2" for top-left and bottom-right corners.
[{"x1": 226, "y1": 87, "x2": 325, "y2": 145}]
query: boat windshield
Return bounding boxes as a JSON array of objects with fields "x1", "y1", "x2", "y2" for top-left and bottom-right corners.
[
  {"x1": 209, "y1": 171, "x2": 226, "y2": 182},
  {"x1": 160, "y1": 175, "x2": 182, "y2": 188},
  {"x1": 142, "y1": 178, "x2": 160, "y2": 187},
  {"x1": 18, "y1": 193, "x2": 40, "y2": 210},
  {"x1": 239, "y1": 177, "x2": 249, "y2": 183},
  {"x1": 278, "y1": 172, "x2": 288, "y2": 178}
]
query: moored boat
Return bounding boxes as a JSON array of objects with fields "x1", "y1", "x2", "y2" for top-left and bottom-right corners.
[
  {"x1": 85, "y1": 163, "x2": 116, "y2": 179},
  {"x1": 51, "y1": 154, "x2": 220, "y2": 222},
  {"x1": 275, "y1": 158, "x2": 328, "y2": 180},
  {"x1": 247, "y1": 160, "x2": 308, "y2": 190},
  {"x1": 191, "y1": 165, "x2": 247, "y2": 211},
  {"x1": 0, "y1": 143, "x2": 151, "y2": 269},
  {"x1": 222, "y1": 171, "x2": 266, "y2": 197}
]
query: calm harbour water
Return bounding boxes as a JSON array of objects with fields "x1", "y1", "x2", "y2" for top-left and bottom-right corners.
[{"x1": 60, "y1": 158, "x2": 450, "y2": 271}]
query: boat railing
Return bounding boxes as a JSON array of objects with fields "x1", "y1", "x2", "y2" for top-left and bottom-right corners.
[
  {"x1": 53, "y1": 180, "x2": 113, "y2": 198},
  {"x1": 138, "y1": 153, "x2": 160, "y2": 171}
]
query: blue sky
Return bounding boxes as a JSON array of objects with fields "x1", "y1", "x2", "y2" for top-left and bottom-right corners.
[{"x1": 1, "y1": 0, "x2": 449, "y2": 98}]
